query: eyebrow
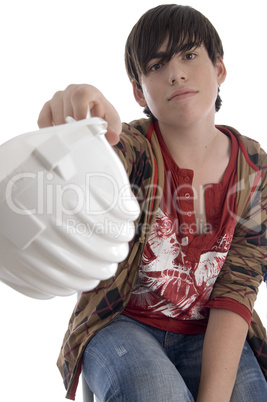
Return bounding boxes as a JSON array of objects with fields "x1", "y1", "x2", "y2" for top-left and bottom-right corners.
[{"x1": 150, "y1": 51, "x2": 169, "y2": 60}]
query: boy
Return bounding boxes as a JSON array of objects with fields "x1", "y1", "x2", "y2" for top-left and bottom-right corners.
[{"x1": 38, "y1": 4, "x2": 267, "y2": 401}]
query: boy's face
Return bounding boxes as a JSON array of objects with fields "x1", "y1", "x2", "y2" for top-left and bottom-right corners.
[{"x1": 132, "y1": 41, "x2": 226, "y2": 131}]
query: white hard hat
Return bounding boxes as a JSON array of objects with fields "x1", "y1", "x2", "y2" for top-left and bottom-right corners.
[{"x1": 0, "y1": 117, "x2": 140, "y2": 299}]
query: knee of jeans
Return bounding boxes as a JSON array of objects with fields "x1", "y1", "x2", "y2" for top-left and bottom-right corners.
[
  {"x1": 83, "y1": 347, "x2": 194, "y2": 402},
  {"x1": 82, "y1": 318, "x2": 195, "y2": 401}
]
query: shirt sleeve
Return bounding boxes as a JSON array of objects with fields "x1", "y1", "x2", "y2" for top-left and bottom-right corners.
[
  {"x1": 209, "y1": 144, "x2": 267, "y2": 319},
  {"x1": 206, "y1": 297, "x2": 252, "y2": 325},
  {"x1": 113, "y1": 122, "x2": 153, "y2": 186}
]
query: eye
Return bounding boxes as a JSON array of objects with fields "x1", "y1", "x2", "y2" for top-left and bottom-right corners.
[
  {"x1": 183, "y1": 52, "x2": 197, "y2": 61},
  {"x1": 149, "y1": 62, "x2": 162, "y2": 72},
  {"x1": 147, "y1": 60, "x2": 165, "y2": 73}
]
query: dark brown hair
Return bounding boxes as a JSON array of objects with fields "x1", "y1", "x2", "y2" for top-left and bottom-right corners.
[{"x1": 125, "y1": 4, "x2": 224, "y2": 117}]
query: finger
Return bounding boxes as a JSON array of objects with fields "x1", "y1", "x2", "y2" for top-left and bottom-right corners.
[
  {"x1": 89, "y1": 101, "x2": 105, "y2": 119},
  {"x1": 63, "y1": 84, "x2": 77, "y2": 120},
  {"x1": 37, "y1": 101, "x2": 53, "y2": 128},
  {"x1": 72, "y1": 100, "x2": 90, "y2": 120},
  {"x1": 50, "y1": 91, "x2": 66, "y2": 125},
  {"x1": 90, "y1": 103, "x2": 121, "y2": 144},
  {"x1": 105, "y1": 128, "x2": 120, "y2": 146},
  {"x1": 71, "y1": 86, "x2": 95, "y2": 120},
  {"x1": 63, "y1": 97, "x2": 75, "y2": 121},
  {"x1": 104, "y1": 108, "x2": 122, "y2": 136}
]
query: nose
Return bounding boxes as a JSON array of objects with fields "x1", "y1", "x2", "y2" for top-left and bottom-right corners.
[{"x1": 168, "y1": 57, "x2": 187, "y2": 85}]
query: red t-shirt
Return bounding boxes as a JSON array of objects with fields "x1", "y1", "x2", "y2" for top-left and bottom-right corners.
[{"x1": 124, "y1": 123, "x2": 251, "y2": 334}]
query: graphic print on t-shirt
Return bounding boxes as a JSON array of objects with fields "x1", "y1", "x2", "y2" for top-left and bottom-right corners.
[{"x1": 129, "y1": 208, "x2": 229, "y2": 320}]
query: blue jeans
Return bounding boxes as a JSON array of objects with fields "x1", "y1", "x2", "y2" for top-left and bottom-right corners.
[{"x1": 82, "y1": 314, "x2": 267, "y2": 401}]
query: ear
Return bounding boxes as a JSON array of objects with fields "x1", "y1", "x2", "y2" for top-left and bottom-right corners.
[
  {"x1": 132, "y1": 81, "x2": 147, "y2": 107},
  {"x1": 215, "y1": 56, "x2": 227, "y2": 85}
]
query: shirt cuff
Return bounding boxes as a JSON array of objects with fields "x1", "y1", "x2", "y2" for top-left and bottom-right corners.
[{"x1": 206, "y1": 297, "x2": 252, "y2": 326}]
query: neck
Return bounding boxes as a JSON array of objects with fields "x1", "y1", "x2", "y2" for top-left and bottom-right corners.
[{"x1": 158, "y1": 119, "x2": 220, "y2": 169}]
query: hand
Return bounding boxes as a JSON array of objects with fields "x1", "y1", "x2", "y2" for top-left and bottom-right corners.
[{"x1": 37, "y1": 84, "x2": 121, "y2": 145}]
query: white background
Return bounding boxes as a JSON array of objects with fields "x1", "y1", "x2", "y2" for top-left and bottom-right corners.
[{"x1": 0, "y1": 0, "x2": 266, "y2": 400}]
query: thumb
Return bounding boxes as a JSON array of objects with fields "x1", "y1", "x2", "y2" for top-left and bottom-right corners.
[{"x1": 105, "y1": 128, "x2": 120, "y2": 146}]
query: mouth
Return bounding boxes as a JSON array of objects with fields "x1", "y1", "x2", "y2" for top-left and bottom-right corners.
[{"x1": 168, "y1": 88, "x2": 197, "y2": 101}]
